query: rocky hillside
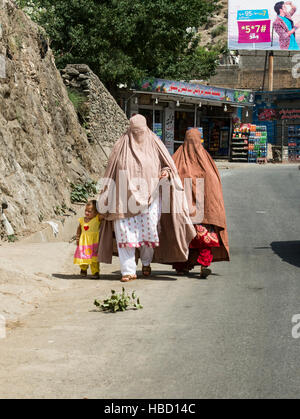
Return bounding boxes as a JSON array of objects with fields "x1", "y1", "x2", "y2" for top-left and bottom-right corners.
[
  {"x1": 0, "y1": 1, "x2": 127, "y2": 239},
  {"x1": 199, "y1": 0, "x2": 228, "y2": 51}
]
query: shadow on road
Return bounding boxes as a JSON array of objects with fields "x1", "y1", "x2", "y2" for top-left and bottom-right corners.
[
  {"x1": 113, "y1": 270, "x2": 178, "y2": 281},
  {"x1": 52, "y1": 272, "x2": 178, "y2": 281},
  {"x1": 271, "y1": 241, "x2": 300, "y2": 268},
  {"x1": 52, "y1": 273, "x2": 81, "y2": 280},
  {"x1": 51, "y1": 273, "x2": 114, "y2": 281}
]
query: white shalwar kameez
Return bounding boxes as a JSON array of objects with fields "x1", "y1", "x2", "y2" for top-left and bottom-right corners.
[{"x1": 114, "y1": 196, "x2": 160, "y2": 275}]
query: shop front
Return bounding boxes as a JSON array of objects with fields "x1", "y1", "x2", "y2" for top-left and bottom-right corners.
[
  {"x1": 130, "y1": 78, "x2": 254, "y2": 158},
  {"x1": 253, "y1": 90, "x2": 300, "y2": 162}
]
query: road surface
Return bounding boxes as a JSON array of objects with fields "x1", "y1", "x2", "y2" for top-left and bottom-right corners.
[{"x1": 0, "y1": 164, "x2": 299, "y2": 399}]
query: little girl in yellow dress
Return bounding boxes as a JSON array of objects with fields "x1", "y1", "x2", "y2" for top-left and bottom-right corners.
[{"x1": 74, "y1": 200, "x2": 102, "y2": 279}]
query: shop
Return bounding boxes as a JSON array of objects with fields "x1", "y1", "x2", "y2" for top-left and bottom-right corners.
[
  {"x1": 129, "y1": 78, "x2": 254, "y2": 157},
  {"x1": 253, "y1": 90, "x2": 300, "y2": 161},
  {"x1": 231, "y1": 123, "x2": 268, "y2": 162}
]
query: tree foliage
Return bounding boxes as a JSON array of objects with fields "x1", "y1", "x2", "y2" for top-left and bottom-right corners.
[{"x1": 17, "y1": 0, "x2": 223, "y2": 89}]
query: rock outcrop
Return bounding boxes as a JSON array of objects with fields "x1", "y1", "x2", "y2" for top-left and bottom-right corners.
[
  {"x1": 199, "y1": 0, "x2": 227, "y2": 49},
  {"x1": 61, "y1": 64, "x2": 129, "y2": 163},
  {"x1": 0, "y1": 1, "x2": 127, "y2": 238}
]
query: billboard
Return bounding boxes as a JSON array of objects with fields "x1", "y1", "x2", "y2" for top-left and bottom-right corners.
[{"x1": 228, "y1": 0, "x2": 300, "y2": 50}]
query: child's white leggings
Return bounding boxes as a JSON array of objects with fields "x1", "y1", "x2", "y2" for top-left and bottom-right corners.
[{"x1": 118, "y1": 246, "x2": 154, "y2": 276}]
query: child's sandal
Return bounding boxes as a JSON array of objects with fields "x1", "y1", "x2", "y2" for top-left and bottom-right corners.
[
  {"x1": 142, "y1": 265, "x2": 151, "y2": 277},
  {"x1": 121, "y1": 274, "x2": 137, "y2": 283}
]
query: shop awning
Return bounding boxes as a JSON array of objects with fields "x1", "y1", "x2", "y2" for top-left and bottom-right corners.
[{"x1": 133, "y1": 78, "x2": 255, "y2": 107}]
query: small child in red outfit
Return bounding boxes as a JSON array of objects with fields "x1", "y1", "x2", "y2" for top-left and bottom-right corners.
[{"x1": 173, "y1": 224, "x2": 220, "y2": 278}]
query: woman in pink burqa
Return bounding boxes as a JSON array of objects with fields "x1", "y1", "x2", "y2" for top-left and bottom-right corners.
[
  {"x1": 172, "y1": 128, "x2": 230, "y2": 279},
  {"x1": 97, "y1": 114, "x2": 195, "y2": 282}
]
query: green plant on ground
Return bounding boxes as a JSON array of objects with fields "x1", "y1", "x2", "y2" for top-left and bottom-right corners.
[
  {"x1": 8, "y1": 235, "x2": 18, "y2": 243},
  {"x1": 94, "y1": 288, "x2": 143, "y2": 313},
  {"x1": 70, "y1": 180, "x2": 97, "y2": 204}
]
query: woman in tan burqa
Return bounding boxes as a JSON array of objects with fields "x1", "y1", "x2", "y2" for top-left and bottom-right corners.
[
  {"x1": 97, "y1": 114, "x2": 195, "y2": 282},
  {"x1": 172, "y1": 128, "x2": 230, "y2": 278}
]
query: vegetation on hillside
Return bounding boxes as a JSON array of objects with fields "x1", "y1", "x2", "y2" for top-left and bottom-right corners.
[{"x1": 16, "y1": 0, "x2": 225, "y2": 89}]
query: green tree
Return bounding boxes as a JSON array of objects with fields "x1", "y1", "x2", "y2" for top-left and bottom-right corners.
[{"x1": 17, "y1": 0, "x2": 222, "y2": 90}]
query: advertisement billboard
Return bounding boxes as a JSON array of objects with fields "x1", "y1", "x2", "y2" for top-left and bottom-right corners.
[{"x1": 228, "y1": 0, "x2": 300, "y2": 50}]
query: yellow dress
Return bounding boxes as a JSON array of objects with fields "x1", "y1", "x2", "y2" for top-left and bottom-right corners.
[{"x1": 74, "y1": 215, "x2": 101, "y2": 266}]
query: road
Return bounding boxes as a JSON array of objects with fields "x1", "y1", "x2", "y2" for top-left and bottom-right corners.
[{"x1": 0, "y1": 164, "x2": 299, "y2": 399}]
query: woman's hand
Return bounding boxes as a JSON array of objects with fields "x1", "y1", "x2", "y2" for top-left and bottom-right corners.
[
  {"x1": 288, "y1": 26, "x2": 298, "y2": 35},
  {"x1": 159, "y1": 169, "x2": 169, "y2": 180}
]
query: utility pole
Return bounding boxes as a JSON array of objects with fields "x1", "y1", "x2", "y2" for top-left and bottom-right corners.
[{"x1": 268, "y1": 51, "x2": 274, "y2": 91}]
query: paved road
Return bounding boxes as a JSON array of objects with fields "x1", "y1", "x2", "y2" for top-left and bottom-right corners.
[{"x1": 0, "y1": 165, "x2": 299, "y2": 399}]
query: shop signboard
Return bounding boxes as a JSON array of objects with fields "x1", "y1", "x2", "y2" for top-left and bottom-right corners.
[
  {"x1": 229, "y1": 0, "x2": 300, "y2": 50},
  {"x1": 258, "y1": 108, "x2": 300, "y2": 120},
  {"x1": 234, "y1": 90, "x2": 255, "y2": 103},
  {"x1": 134, "y1": 78, "x2": 254, "y2": 105}
]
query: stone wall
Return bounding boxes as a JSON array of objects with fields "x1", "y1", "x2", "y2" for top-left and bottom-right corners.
[
  {"x1": 0, "y1": 1, "x2": 126, "y2": 239},
  {"x1": 61, "y1": 64, "x2": 129, "y2": 164}
]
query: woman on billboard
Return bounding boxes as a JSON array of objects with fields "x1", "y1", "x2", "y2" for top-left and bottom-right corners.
[{"x1": 273, "y1": 1, "x2": 299, "y2": 49}]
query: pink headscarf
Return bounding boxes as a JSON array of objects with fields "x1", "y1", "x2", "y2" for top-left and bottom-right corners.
[
  {"x1": 97, "y1": 114, "x2": 196, "y2": 264},
  {"x1": 98, "y1": 114, "x2": 178, "y2": 220}
]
